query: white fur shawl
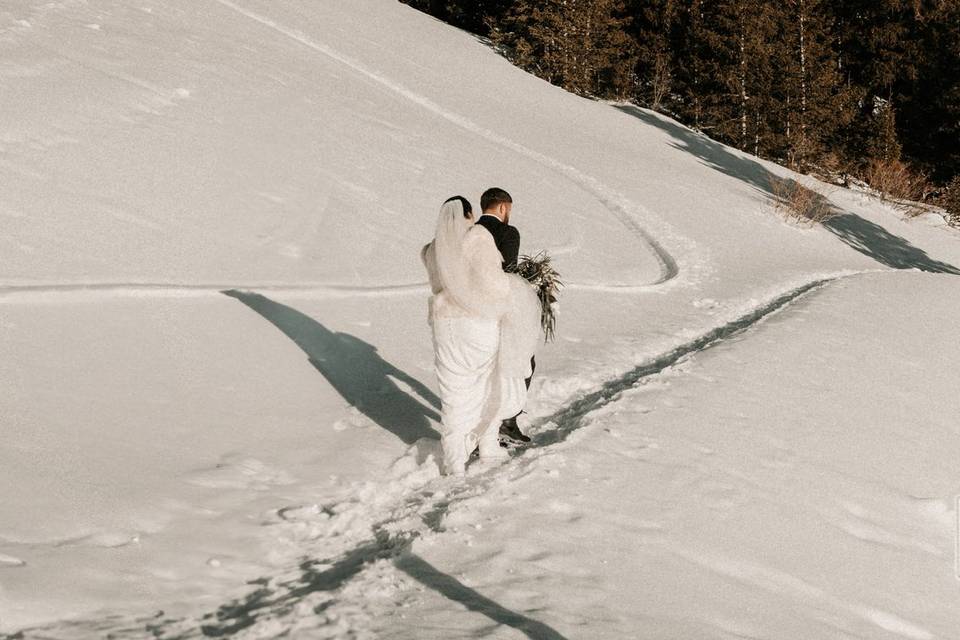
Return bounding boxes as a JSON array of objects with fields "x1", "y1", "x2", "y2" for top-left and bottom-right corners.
[{"x1": 422, "y1": 219, "x2": 541, "y2": 378}]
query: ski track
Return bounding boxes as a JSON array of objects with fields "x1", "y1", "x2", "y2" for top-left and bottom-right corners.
[
  {"x1": 1, "y1": 0, "x2": 692, "y2": 305},
  {"x1": 209, "y1": 0, "x2": 685, "y2": 289},
  {"x1": 0, "y1": 281, "x2": 429, "y2": 303},
  {"x1": 9, "y1": 275, "x2": 845, "y2": 639},
  {"x1": 3, "y1": 0, "x2": 687, "y2": 303},
  {"x1": 0, "y1": 278, "x2": 676, "y2": 303}
]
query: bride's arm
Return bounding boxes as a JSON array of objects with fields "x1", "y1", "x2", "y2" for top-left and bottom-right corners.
[{"x1": 421, "y1": 241, "x2": 443, "y2": 294}]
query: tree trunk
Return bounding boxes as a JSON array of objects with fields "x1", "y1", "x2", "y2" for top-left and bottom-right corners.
[
  {"x1": 739, "y1": 15, "x2": 748, "y2": 148},
  {"x1": 798, "y1": 0, "x2": 807, "y2": 138}
]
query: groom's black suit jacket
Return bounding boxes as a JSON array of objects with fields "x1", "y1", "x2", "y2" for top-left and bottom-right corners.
[{"x1": 475, "y1": 214, "x2": 520, "y2": 272}]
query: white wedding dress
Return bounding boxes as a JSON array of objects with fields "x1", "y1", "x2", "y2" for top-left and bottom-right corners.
[{"x1": 421, "y1": 199, "x2": 540, "y2": 475}]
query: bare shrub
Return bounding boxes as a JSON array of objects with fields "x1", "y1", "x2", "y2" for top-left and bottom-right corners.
[
  {"x1": 941, "y1": 176, "x2": 960, "y2": 227},
  {"x1": 805, "y1": 150, "x2": 850, "y2": 185},
  {"x1": 649, "y1": 51, "x2": 671, "y2": 112},
  {"x1": 862, "y1": 158, "x2": 931, "y2": 217},
  {"x1": 769, "y1": 176, "x2": 836, "y2": 225}
]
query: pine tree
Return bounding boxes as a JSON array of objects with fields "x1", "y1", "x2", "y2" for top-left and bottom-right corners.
[
  {"x1": 491, "y1": 0, "x2": 637, "y2": 99},
  {"x1": 629, "y1": 0, "x2": 680, "y2": 111},
  {"x1": 896, "y1": 0, "x2": 960, "y2": 182},
  {"x1": 666, "y1": 0, "x2": 727, "y2": 131},
  {"x1": 828, "y1": 0, "x2": 919, "y2": 167},
  {"x1": 775, "y1": 0, "x2": 854, "y2": 169},
  {"x1": 399, "y1": 0, "x2": 512, "y2": 36},
  {"x1": 684, "y1": 0, "x2": 778, "y2": 155}
]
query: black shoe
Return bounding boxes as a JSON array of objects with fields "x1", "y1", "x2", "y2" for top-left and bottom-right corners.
[{"x1": 499, "y1": 417, "x2": 531, "y2": 444}]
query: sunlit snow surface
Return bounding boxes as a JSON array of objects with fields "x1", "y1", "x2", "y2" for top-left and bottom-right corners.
[{"x1": 2, "y1": 0, "x2": 960, "y2": 637}]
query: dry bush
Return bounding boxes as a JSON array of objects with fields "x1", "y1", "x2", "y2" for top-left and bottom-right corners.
[
  {"x1": 769, "y1": 176, "x2": 836, "y2": 225},
  {"x1": 941, "y1": 176, "x2": 960, "y2": 227},
  {"x1": 862, "y1": 158, "x2": 931, "y2": 217},
  {"x1": 805, "y1": 150, "x2": 850, "y2": 186},
  {"x1": 649, "y1": 51, "x2": 671, "y2": 112}
]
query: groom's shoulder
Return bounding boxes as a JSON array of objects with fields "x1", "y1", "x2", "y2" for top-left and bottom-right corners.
[
  {"x1": 498, "y1": 220, "x2": 520, "y2": 242},
  {"x1": 475, "y1": 214, "x2": 498, "y2": 231},
  {"x1": 476, "y1": 214, "x2": 518, "y2": 236}
]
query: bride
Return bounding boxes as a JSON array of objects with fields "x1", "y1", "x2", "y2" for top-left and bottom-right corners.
[{"x1": 421, "y1": 196, "x2": 541, "y2": 475}]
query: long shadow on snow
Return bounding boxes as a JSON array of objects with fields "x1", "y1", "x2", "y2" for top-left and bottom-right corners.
[
  {"x1": 396, "y1": 555, "x2": 569, "y2": 640},
  {"x1": 223, "y1": 290, "x2": 439, "y2": 445},
  {"x1": 822, "y1": 213, "x2": 960, "y2": 273},
  {"x1": 615, "y1": 105, "x2": 960, "y2": 275},
  {"x1": 199, "y1": 529, "x2": 569, "y2": 640}
]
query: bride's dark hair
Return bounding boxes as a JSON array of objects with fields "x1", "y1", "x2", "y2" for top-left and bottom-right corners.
[{"x1": 444, "y1": 195, "x2": 473, "y2": 218}]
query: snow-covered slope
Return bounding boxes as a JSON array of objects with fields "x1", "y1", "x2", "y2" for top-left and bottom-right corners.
[
  {"x1": 366, "y1": 271, "x2": 960, "y2": 640},
  {"x1": 2, "y1": 0, "x2": 959, "y2": 636}
]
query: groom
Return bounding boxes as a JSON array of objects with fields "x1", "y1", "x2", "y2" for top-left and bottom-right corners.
[{"x1": 476, "y1": 187, "x2": 534, "y2": 444}]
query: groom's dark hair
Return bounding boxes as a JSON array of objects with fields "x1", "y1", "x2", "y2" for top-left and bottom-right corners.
[
  {"x1": 444, "y1": 195, "x2": 473, "y2": 218},
  {"x1": 481, "y1": 187, "x2": 512, "y2": 212}
]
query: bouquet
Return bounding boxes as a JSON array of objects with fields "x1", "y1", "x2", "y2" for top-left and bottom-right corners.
[{"x1": 512, "y1": 251, "x2": 563, "y2": 342}]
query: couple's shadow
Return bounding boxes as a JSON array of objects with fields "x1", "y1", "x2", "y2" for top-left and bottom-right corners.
[
  {"x1": 221, "y1": 291, "x2": 571, "y2": 640},
  {"x1": 223, "y1": 290, "x2": 439, "y2": 445}
]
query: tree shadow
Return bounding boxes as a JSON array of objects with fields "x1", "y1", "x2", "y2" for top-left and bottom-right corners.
[
  {"x1": 615, "y1": 104, "x2": 778, "y2": 198},
  {"x1": 614, "y1": 104, "x2": 960, "y2": 275},
  {"x1": 822, "y1": 214, "x2": 960, "y2": 273},
  {"x1": 223, "y1": 290, "x2": 440, "y2": 445}
]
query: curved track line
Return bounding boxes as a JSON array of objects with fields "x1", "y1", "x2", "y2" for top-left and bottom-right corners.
[
  {"x1": 211, "y1": 0, "x2": 683, "y2": 288},
  {"x1": 0, "y1": 281, "x2": 428, "y2": 302},
  {"x1": 0, "y1": 278, "x2": 664, "y2": 302}
]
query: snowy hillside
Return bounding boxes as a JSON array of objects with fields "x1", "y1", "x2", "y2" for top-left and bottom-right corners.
[{"x1": 2, "y1": 0, "x2": 959, "y2": 637}]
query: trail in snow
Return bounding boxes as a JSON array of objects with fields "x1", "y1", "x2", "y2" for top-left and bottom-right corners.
[
  {"x1": 0, "y1": 275, "x2": 689, "y2": 303},
  {"x1": 531, "y1": 277, "x2": 836, "y2": 447},
  {"x1": 18, "y1": 275, "x2": 840, "y2": 638},
  {"x1": 210, "y1": 0, "x2": 685, "y2": 289},
  {"x1": 177, "y1": 276, "x2": 841, "y2": 637},
  {"x1": 0, "y1": 281, "x2": 429, "y2": 303}
]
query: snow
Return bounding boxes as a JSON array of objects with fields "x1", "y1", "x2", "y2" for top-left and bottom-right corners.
[
  {"x1": 2, "y1": 0, "x2": 960, "y2": 637},
  {"x1": 366, "y1": 272, "x2": 960, "y2": 640}
]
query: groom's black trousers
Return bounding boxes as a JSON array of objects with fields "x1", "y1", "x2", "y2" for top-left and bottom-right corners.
[{"x1": 511, "y1": 355, "x2": 536, "y2": 419}]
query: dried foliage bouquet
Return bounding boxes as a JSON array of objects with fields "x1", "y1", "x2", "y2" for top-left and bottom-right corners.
[{"x1": 513, "y1": 251, "x2": 563, "y2": 342}]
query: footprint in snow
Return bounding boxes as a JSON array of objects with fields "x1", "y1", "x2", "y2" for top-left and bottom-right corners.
[
  {"x1": 758, "y1": 447, "x2": 796, "y2": 469},
  {"x1": 698, "y1": 478, "x2": 750, "y2": 510},
  {"x1": 693, "y1": 298, "x2": 720, "y2": 310},
  {"x1": 186, "y1": 457, "x2": 295, "y2": 490},
  {"x1": 56, "y1": 532, "x2": 140, "y2": 548},
  {"x1": 0, "y1": 553, "x2": 26, "y2": 567},
  {"x1": 277, "y1": 503, "x2": 336, "y2": 522}
]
